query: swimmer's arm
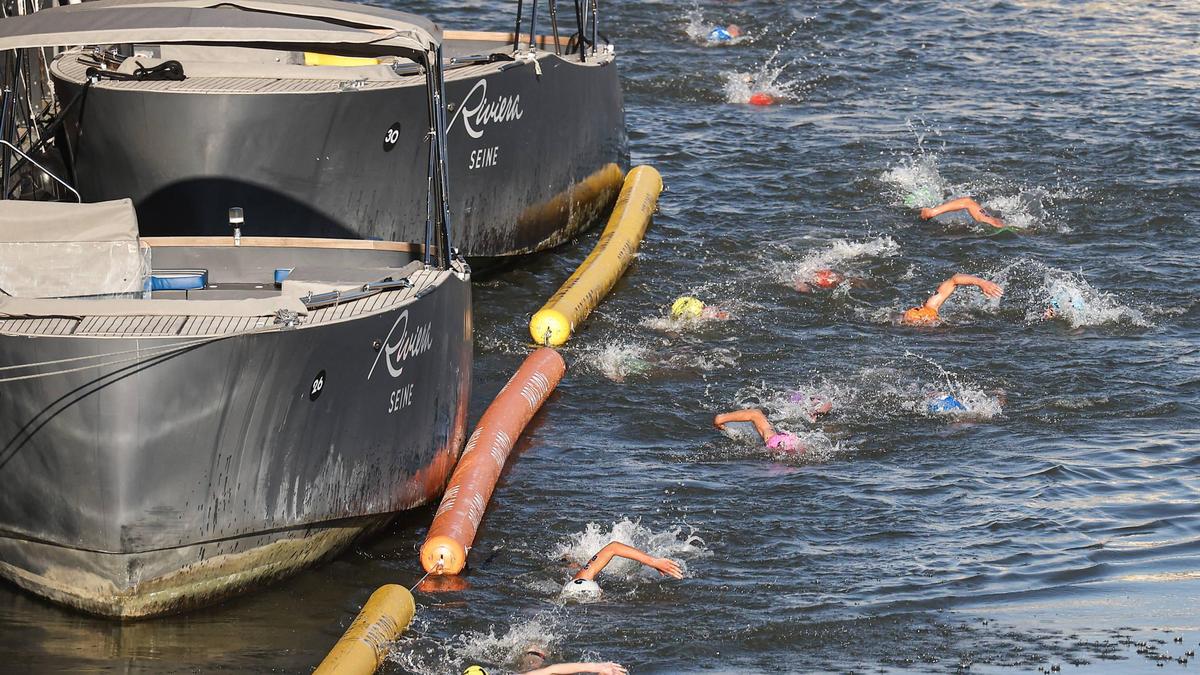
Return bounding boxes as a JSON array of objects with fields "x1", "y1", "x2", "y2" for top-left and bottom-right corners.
[
  {"x1": 713, "y1": 409, "x2": 775, "y2": 443},
  {"x1": 573, "y1": 542, "x2": 684, "y2": 581},
  {"x1": 924, "y1": 274, "x2": 1003, "y2": 311},
  {"x1": 921, "y1": 198, "x2": 1006, "y2": 228},
  {"x1": 523, "y1": 663, "x2": 628, "y2": 675}
]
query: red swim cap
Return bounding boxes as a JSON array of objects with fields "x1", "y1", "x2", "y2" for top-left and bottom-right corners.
[
  {"x1": 748, "y1": 92, "x2": 775, "y2": 106},
  {"x1": 813, "y1": 269, "x2": 840, "y2": 288}
]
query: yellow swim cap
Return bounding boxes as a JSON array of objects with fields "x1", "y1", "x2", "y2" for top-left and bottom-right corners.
[
  {"x1": 463, "y1": 666, "x2": 488, "y2": 675},
  {"x1": 671, "y1": 296, "x2": 705, "y2": 319}
]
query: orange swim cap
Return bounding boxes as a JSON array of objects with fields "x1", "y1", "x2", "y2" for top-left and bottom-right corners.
[{"x1": 903, "y1": 306, "x2": 939, "y2": 324}]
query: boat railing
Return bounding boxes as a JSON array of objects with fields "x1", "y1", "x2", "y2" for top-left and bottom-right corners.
[{"x1": 512, "y1": 0, "x2": 608, "y2": 62}]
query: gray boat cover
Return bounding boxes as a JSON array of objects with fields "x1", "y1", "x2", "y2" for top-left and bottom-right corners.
[
  {"x1": 0, "y1": 0, "x2": 440, "y2": 58},
  {"x1": 0, "y1": 199, "x2": 151, "y2": 298},
  {"x1": 0, "y1": 294, "x2": 308, "y2": 318}
]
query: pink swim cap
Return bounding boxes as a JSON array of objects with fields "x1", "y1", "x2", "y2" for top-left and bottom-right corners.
[{"x1": 767, "y1": 432, "x2": 803, "y2": 453}]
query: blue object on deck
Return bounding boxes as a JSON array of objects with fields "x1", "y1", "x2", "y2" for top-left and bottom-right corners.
[
  {"x1": 928, "y1": 394, "x2": 967, "y2": 413},
  {"x1": 150, "y1": 271, "x2": 207, "y2": 291},
  {"x1": 274, "y1": 268, "x2": 294, "y2": 285}
]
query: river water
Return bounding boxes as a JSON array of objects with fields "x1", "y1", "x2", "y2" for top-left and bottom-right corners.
[{"x1": 3, "y1": 1, "x2": 1199, "y2": 673}]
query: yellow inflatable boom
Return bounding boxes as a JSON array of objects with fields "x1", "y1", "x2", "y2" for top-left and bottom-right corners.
[
  {"x1": 529, "y1": 165, "x2": 663, "y2": 346},
  {"x1": 313, "y1": 585, "x2": 416, "y2": 675}
]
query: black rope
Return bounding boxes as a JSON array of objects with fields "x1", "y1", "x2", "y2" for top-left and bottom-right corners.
[{"x1": 85, "y1": 60, "x2": 185, "y2": 82}]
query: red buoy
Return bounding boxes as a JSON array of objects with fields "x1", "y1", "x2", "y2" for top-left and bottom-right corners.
[{"x1": 748, "y1": 92, "x2": 775, "y2": 106}]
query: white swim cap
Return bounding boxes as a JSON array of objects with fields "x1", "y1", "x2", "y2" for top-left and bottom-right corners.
[{"x1": 561, "y1": 578, "x2": 602, "y2": 599}]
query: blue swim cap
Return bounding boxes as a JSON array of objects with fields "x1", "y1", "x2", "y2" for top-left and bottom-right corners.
[
  {"x1": 708, "y1": 27, "x2": 733, "y2": 41},
  {"x1": 928, "y1": 394, "x2": 967, "y2": 413},
  {"x1": 1049, "y1": 291, "x2": 1086, "y2": 313}
]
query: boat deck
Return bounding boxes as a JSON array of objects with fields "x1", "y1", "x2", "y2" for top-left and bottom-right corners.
[
  {"x1": 0, "y1": 241, "x2": 450, "y2": 339},
  {"x1": 51, "y1": 38, "x2": 610, "y2": 95}
]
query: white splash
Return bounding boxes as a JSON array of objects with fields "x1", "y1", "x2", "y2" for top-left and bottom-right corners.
[
  {"x1": 553, "y1": 518, "x2": 708, "y2": 582},
  {"x1": 1035, "y1": 270, "x2": 1148, "y2": 328},
  {"x1": 586, "y1": 341, "x2": 653, "y2": 382},
  {"x1": 721, "y1": 44, "x2": 800, "y2": 103},
  {"x1": 783, "y1": 236, "x2": 900, "y2": 287},
  {"x1": 881, "y1": 151, "x2": 947, "y2": 209}
]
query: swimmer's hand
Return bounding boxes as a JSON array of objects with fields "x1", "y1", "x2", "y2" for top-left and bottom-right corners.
[
  {"x1": 652, "y1": 557, "x2": 685, "y2": 579},
  {"x1": 975, "y1": 279, "x2": 1004, "y2": 299},
  {"x1": 950, "y1": 274, "x2": 1003, "y2": 299}
]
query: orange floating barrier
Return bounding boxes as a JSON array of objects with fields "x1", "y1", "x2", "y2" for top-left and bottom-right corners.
[{"x1": 420, "y1": 348, "x2": 566, "y2": 574}]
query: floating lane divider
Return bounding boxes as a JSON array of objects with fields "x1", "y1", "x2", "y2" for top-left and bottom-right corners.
[
  {"x1": 420, "y1": 348, "x2": 566, "y2": 574},
  {"x1": 529, "y1": 165, "x2": 663, "y2": 346},
  {"x1": 313, "y1": 584, "x2": 415, "y2": 675}
]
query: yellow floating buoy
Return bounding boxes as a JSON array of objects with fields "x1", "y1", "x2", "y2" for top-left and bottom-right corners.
[
  {"x1": 313, "y1": 585, "x2": 416, "y2": 675},
  {"x1": 529, "y1": 165, "x2": 663, "y2": 346}
]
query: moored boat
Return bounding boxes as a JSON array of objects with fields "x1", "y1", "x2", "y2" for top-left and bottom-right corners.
[
  {"x1": 0, "y1": 4, "x2": 473, "y2": 617},
  {"x1": 32, "y1": 0, "x2": 627, "y2": 261}
]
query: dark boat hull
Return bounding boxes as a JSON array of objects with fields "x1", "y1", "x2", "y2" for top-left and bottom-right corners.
[
  {"x1": 54, "y1": 52, "x2": 627, "y2": 259},
  {"x1": 0, "y1": 269, "x2": 472, "y2": 617}
]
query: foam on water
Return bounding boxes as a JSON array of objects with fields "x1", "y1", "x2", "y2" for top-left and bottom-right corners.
[
  {"x1": 391, "y1": 612, "x2": 577, "y2": 675},
  {"x1": 553, "y1": 518, "x2": 709, "y2": 582},
  {"x1": 586, "y1": 341, "x2": 653, "y2": 382},
  {"x1": 1035, "y1": 269, "x2": 1148, "y2": 328},
  {"x1": 782, "y1": 235, "x2": 900, "y2": 287},
  {"x1": 984, "y1": 259, "x2": 1148, "y2": 328},
  {"x1": 721, "y1": 43, "x2": 802, "y2": 103},
  {"x1": 881, "y1": 130, "x2": 949, "y2": 209}
]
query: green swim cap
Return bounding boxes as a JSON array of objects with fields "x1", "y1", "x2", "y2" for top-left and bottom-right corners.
[{"x1": 904, "y1": 186, "x2": 937, "y2": 207}]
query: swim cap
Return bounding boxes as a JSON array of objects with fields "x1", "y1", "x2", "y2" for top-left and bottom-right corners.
[
  {"x1": 903, "y1": 306, "x2": 939, "y2": 325},
  {"x1": 463, "y1": 667, "x2": 488, "y2": 675},
  {"x1": 1049, "y1": 292, "x2": 1085, "y2": 313},
  {"x1": 813, "y1": 269, "x2": 840, "y2": 289},
  {"x1": 562, "y1": 578, "x2": 602, "y2": 599},
  {"x1": 671, "y1": 296, "x2": 705, "y2": 320},
  {"x1": 904, "y1": 186, "x2": 939, "y2": 208},
  {"x1": 766, "y1": 432, "x2": 803, "y2": 453},
  {"x1": 928, "y1": 394, "x2": 967, "y2": 413},
  {"x1": 708, "y1": 26, "x2": 733, "y2": 41}
]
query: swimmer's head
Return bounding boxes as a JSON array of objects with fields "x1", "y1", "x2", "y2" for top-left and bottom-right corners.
[
  {"x1": 927, "y1": 394, "x2": 967, "y2": 414},
  {"x1": 727, "y1": 24, "x2": 742, "y2": 38},
  {"x1": 812, "y1": 269, "x2": 844, "y2": 289},
  {"x1": 904, "y1": 186, "x2": 940, "y2": 208},
  {"x1": 788, "y1": 391, "x2": 833, "y2": 417},
  {"x1": 766, "y1": 432, "x2": 803, "y2": 453},
  {"x1": 903, "y1": 306, "x2": 939, "y2": 325},
  {"x1": 562, "y1": 577, "x2": 602, "y2": 600},
  {"x1": 515, "y1": 646, "x2": 549, "y2": 673},
  {"x1": 463, "y1": 667, "x2": 488, "y2": 675},
  {"x1": 671, "y1": 295, "x2": 705, "y2": 320},
  {"x1": 1045, "y1": 292, "x2": 1085, "y2": 319}
]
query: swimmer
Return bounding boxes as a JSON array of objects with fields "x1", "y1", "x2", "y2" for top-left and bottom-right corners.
[
  {"x1": 562, "y1": 541, "x2": 684, "y2": 599},
  {"x1": 919, "y1": 197, "x2": 1007, "y2": 229},
  {"x1": 926, "y1": 393, "x2": 967, "y2": 414},
  {"x1": 792, "y1": 268, "x2": 869, "y2": 294},
  {"x1": 787, "y1": 390, "x2": 833, "y2": 421},
  {"x1": 514, "y1": 646, "x2": 628, "y2": 675},
  {"x1": 670, "y1": 295, "x2": 730, "y2": 321},
  {"x1": 707, "y1": 24, "x2": 742, "y2": 42},
  {"x1": 1043, "y1": 289, "x2": 1085, "y2": 320},
  {"x1": 713, "y1": 408, "x2": 805, "y2": 453},
  {"x1": 901, "y1": 273, "x2": 1003, "y2": 325}
]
